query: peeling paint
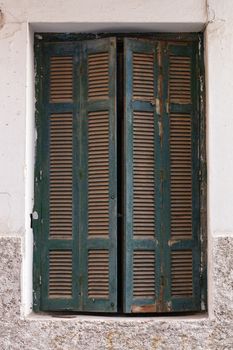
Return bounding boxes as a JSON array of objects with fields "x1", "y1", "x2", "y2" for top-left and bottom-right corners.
[
  {"x1": 0, "y1": 9, "x2": 5, "y2": 30},
  {"x1": 0, "y1": 22, "x2": 22, "y2": 40},
  {"x1": 205, "y1": 0, "x2": 226, "y2": 33}
]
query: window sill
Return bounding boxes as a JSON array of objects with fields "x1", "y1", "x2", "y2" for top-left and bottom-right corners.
[{"x1": 25, "y1": 311, "x2": 209, "y2": 322}]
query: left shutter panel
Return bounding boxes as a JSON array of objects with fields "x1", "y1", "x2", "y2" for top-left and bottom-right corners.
[
  {"x1": 38, "y1": 42, "x2": 80, "y2": 311},
  {"x1": 80, "y1": 38, "x2": 118, "y2": 312}
]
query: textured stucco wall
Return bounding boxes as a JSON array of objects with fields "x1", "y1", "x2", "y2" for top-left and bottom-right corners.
[
  {"x1": 0, "y1": 237, "x2": 233, "y2": 349},
  {"x1": 0, "y1": 0, "x2": 233, "y2": 348}
]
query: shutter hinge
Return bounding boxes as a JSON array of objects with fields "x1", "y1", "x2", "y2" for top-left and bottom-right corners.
[{"x1": 199, "y1": 169, "x2": 202, "y2": 181}]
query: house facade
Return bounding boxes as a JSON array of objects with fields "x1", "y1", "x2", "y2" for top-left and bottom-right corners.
[{"x1": 0, "y1": 0, "x2": 233, "y2": 348}]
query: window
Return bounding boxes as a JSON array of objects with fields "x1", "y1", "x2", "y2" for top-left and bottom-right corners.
[{"x1": 33, "y1": 33, "x2": 207, "y2": 314}]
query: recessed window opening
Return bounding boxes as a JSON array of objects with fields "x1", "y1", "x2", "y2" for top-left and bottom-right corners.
[{"x1": 32, "y1": 32, "x2": 207, "y2": 315}]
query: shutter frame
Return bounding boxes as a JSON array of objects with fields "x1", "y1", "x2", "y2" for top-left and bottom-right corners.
[{"x1": 33, "y1": 37, "x2": 43, "y2": 311}]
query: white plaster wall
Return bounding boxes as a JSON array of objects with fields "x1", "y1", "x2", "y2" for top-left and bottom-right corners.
[
  {"x1": 206, "y1": 0, "x2": 233, "y2": 235},
  {"x1": 3, "y1": 0, "x2": 206, "y2": 28},
  {"x1": 0, "y1": 20, "x2": 27, "y2": 235}
]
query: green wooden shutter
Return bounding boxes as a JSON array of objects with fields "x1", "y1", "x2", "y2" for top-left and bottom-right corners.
[
  {"x1": 34, "y1": 37, "x2": 117, "y2": 312},
  {"x1": 34, "y1": 35, "x2": 203, "y2": 314},
  {"x1": 163, "y1": 42, "x2": 201, "y2": 312},
  {"x1": 33, "y1": 41, "x2": 80, "y2": 311},
  {"x1": 123, "y1": 38, "x2": 160, "y2": 313},
  {"x1": 124, "y1": 38, "x2": 202, "y2": 313},
  {"x1": 79, "y1": 38, "x2": 117, "y2": 312}
]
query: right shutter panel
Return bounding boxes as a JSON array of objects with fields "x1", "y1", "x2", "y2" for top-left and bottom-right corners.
[
  {"x1": 164, "y1": 42, "x2": 201, "y2": 312},
  {"x1": 80, "y1": 38, "x2": 118, "y2": 312}
]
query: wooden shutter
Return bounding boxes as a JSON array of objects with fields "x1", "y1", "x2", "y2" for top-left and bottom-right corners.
[
  {"x1": 34, "y1": 35, "x2": 203, "y2": 314},
  {"x1": 123, "y1": 38, "x2": 160, "y2": 313},
  {"x1": 163, "y1": 42, "x2": 201, "y2": 312},
  {"x1": 80, "y1": 38, "x2": 117, "y2": 312},
  {"x1": 33, "y1": 42, "x2": 80, "y2": 311},
  {"x1": 124, "y1": 39, "x2": 202, "y2": 313},
  {"x1": 34, "y1": 38, "x2": 117, "y2": 312}
]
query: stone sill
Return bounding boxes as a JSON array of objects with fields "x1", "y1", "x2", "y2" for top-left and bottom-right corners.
[{"x1": 25, "y1": 312, "x2": 209, "y2": 322}]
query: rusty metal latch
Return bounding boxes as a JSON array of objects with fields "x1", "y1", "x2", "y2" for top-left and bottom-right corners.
[{"x1": 30, "y1": 211, "x2": 38, "y2": 228}]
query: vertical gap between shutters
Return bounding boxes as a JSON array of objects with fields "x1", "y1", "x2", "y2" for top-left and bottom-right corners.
[{"x1": 117, "y1": 38, "x2": 124, "y2": 313}]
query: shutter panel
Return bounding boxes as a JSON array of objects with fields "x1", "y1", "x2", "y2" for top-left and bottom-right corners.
[
  {"x1": 124, "y1": 38, "x2": 160, "y2": 313},
  {"x1": 37, "y1": 42, "x2": 80, "y2": 310},
  {"x1": 164, "y1": 42, "x2": 201, "y2": 312},
  {"x1": 80, "y1": 38, "x2": 117, "y2": 312},
  {"x1": 35, "y1": 38, "x2": 117, "y2": 312}
]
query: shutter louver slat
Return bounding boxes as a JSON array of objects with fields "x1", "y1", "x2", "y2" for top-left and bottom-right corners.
[
  {"x1": 49, "y1": 250, "x2": 72, "y2": 299},
  {"x1": 88, "y1": 250, "x2": 109, "y2": 299},
  {"x1": 49, "y1": 113, "x2": 73, "y2": 240},
  {"x1": 50, "y1": 56, "x2": 73, "y2": 103},
  {"x1": 133, "y1": 53, "x2": 154, "y2": 100},
  {"x1": 171, "y1": 250, "x2": 193, "y2": 297},
  {"x1": 133, "y1": 251, "x2": 155, "y2": 298},
  {"x1": 170, "y1": 113, "x2": 192, "y2": 240},
  {"x1": 88, "y1": 52, "x2": 109, "y2": 100},
  {"x1": 88, "y1": 111, "x2": 109, "y2": 237},
  {"x1": 133, "y1": 111, "x2": 155, "y2": 239},
  {"x1": 169, "y1": 55, "x2": 191, "y2": 104}
]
